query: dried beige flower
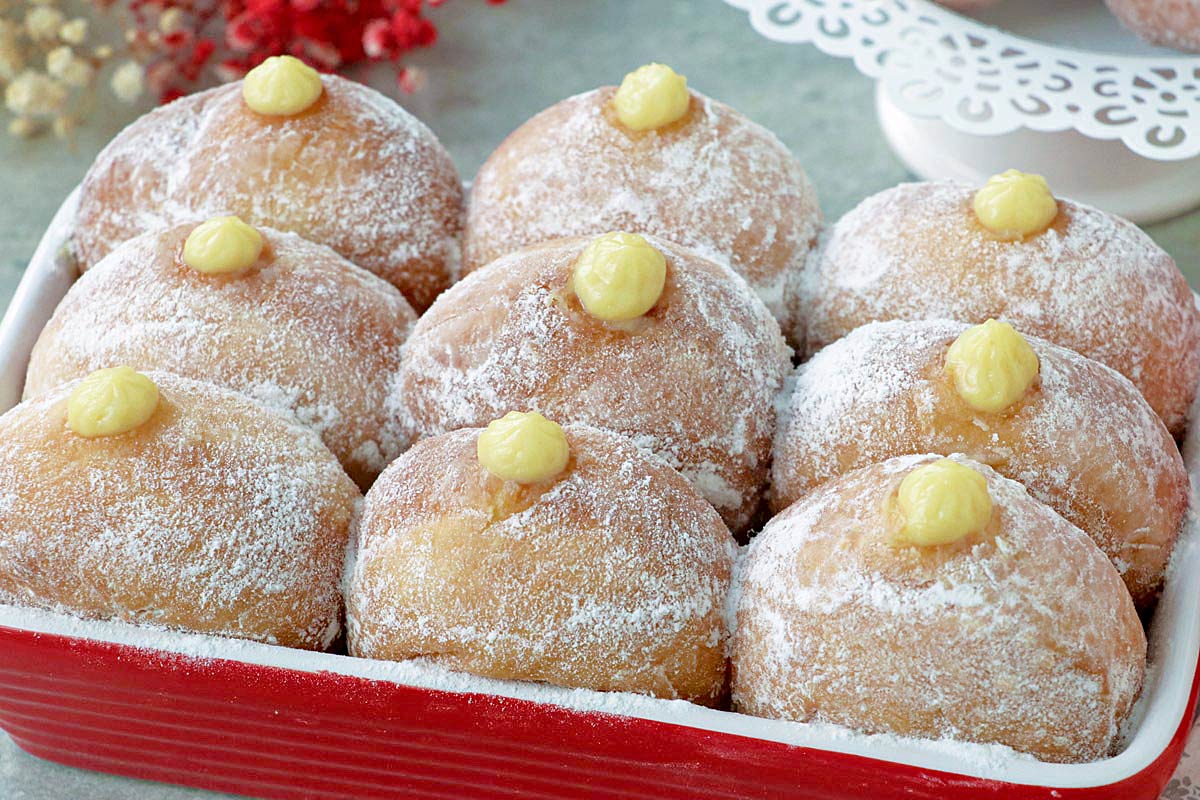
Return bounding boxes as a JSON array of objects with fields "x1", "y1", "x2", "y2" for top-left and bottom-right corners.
[
  {"x1": 45, "y1": 45, "x2": 71, "y2": 73},
  {"x1": 110, "y1": 60, "x2": 144, "y2": 103},
  {"x1": 5, "y1": 70, "x2": 68, "y2": 115},
  {"x1": 46, "y1": 45, "x2": 91, "y2": 87},
  {"x1": 93, "y1": 44, "x2": 113, "y2": 59},
  {"x1": 0, "y1": 28, "x2": 22, "y2": 81},
  {"x1": 62, "y1": 60, "x2": 91, "y2": 87},
  {"x1": 7, "y1": 115, "x2": 43, "y2": 138},
  {"x1": 24, "y1": 6, "x2": 64, "y2": 41},
  {"x1": 0, "y1": 51, "x2": 20, "y2": 83},
  {"x1": 59, "y1": 18, "x2": 88, "y2": 46},
  {"x1": 158, "y1": 8, "x2": 185, "y2": 35},
  {"x1": 51, "y1": 112, "x2": 74, "y2": 140}
]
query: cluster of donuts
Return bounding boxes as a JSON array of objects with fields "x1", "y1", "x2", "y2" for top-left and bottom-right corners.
[
  {"x1": 2, "y1": 54, "x2": 1197, "y2": 765},
  {"x1": 4, "y1": 55, "x2": 454, "y2": 651},
  {"x1": 742, "y1": 167, "x2": 1199, "y2": 763},
  {"x1": 936, "y1": 0, "x2": 1200, "y2": 52}
]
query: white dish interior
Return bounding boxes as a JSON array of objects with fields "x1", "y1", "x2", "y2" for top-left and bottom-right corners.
[{"x1": 0, "y1": 188, "x2": 1197, "y2": 790}]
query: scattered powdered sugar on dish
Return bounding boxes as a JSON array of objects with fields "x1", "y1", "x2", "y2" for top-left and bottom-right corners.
[
  {"x1": 0, "y1": 371, "x2": 358, "y2": 650},
  {"x1": 733, "y1": 453, "x2": 1148, "y2": 763},
  {"x1": 346, "y1": 424, "x2": 737, "y2": 703},
  {"x1": 24, "y1": 225, "x2": 416, "y2": 487},
  {"x1": 464, "y1": 88, "x2": 821, "y2": 340},
  {"x1": 0, "y1": 592, "x2": 1043, "y2": 778},
  {"x1": 71, "y1": 74, "x2": 462, "y2": 311},
  {"x1": 393, "y1": 234, "x2": 793, "y2": 534},
  {"x1": 772, "y1": 319, "x2": 1188, "y2": 603},
  {"x1": 801, "y1": 181, "x2": 1200, "y2": 432}
]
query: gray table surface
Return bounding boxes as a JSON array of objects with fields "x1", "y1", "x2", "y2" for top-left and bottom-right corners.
[{"x1": 0, "y1": 1, "x2": 1197, "y2": 798}]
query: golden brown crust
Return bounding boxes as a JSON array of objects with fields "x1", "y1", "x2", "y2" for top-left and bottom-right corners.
[
  {"x1": 393, "y1": 235, "x2": 793, "y2": 535},
  {"x1": 463, "y1": 87, "x2": 821, "y2": 343},
  {"x1": 771, "y1": 319, "x2": 1188, "y2": 606},
  {"x1": 0, "y1": 372, "x2": 359, "y2": 649},
  {"x1": 72, "y1": 76, "x2": 462, "y2": 312},
  {"x1": 26, "y1": 223, "x2": 415, "y2": 489},
  {"x1": 346, "y1": 424, "x2": 736, "y2": 704},
  {"x1": 803, "y1": 181, "x2": 1200, "y2": 435},
  {"x1": 733, "y1": 454, "x2": 1147, "y2": 763}
]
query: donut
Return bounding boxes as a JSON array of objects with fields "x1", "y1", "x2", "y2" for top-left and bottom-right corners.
[
  {"x1": 72, "y1": 56, "x2": 462, "y2": 312},
  {"x1": 771, "y1": 318, "x2": 1187, "y2": 606},
  {"x1": 802, "y1": 173, "x2": 1200, "y2": 435},
  {"x1": 732, "y1": 454, "x2": 1147, "y2": 763},
  {"x1": 462, "y1": 62, "x2": 821, "y2": 344},
  {"x1": 346, "y1": 413, "x2": 736, "y2": 704},
  {"x1": 25, "y1": 217, "x2": 416, "y2": 489},
  {"x1": 0, "y1": 368, "x2": 359, "y2": 649},
  {"x1": 1106, "y1": 0, "x2": 1200, "y2": 51},
  {"x1": 393, "y1": 232, "x2": 793, "y2": 535}
]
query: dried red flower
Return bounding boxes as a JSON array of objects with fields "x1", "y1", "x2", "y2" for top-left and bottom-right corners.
[{"x1": 97, "y1": 0, "x2": 503, "y2": 102}]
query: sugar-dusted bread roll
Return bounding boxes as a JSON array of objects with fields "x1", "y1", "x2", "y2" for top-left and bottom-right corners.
[
  {"x1": 73, "y1": 60, "x2": 462, "y2": 312},
  {"x1": 803, "y1": 178, "x2": 1200, "y2": 435},
  {"x1": 1106, "y1": 0, "x2": 1200, "y2": 51},
  {"x1": 771, "y1": 319, "x2": 1188, "y2": 606},
  {"x1": 0, "y1": 369, "x2": 358, "y2": 649},
  {"x1": 395, "y1": 233, "x2": 792, "y2": 535},
  {"x1": 733, "y1": 454, "x2": 1147, "y2": 763},
  {"x1": 464, "y1": 62, "x2": 820, "y2": 344},
  {"x1": 27, "y1": 218, "x2": 416, "y2": 488},
  {"x1": 348, "y1": 418, "x2": 736, "y2": 704}
]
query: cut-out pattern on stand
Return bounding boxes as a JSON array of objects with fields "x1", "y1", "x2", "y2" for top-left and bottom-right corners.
[{"x1": 724, "y1": 0, "x2": 1200, "y2": 160}]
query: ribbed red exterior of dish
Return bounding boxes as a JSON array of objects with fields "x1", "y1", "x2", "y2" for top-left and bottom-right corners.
[{"x1": 0, "y1": 625, "x2": 1192, "y2": 800}]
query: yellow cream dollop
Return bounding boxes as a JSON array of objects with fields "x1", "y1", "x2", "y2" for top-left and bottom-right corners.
[
  {"x1": 67, "y1": 367, "x2": 160, "y2": 438},
  {"x1": 895, "y1": 459, "x2": 993, "y2": 547},
  {"x1": 477, "y1": 411, "x2": 570, "y2": 484},
  {"x1": 972, "y1": 169, "x2": 1059, "y2": 241},
  {"x1": 572, "y1": 232, "x2": 667, "y2": 322},
  {"x1": 242, "y1": 55, "x2": 324, "y2": 116},
  {"x1": 945, "y1": 319, "x2": 1040, "y2": 414},
  {"x1": 613, "y1": 63, "x2": 690, "y2": 131},
  {"x1": 183, "y1": 216, "x2": 264, "y2": 275}
]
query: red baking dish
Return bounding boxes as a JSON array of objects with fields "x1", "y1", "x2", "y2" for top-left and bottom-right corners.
[{"x1": 0, "y1": 189, "x2": 1197, "y2": 800}]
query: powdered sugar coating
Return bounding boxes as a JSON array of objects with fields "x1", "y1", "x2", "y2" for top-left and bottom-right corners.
[
  {"x1": 463, "y1": 87, "x2": 821, "y2": 344},
  {"x1": 802, "y1": 181, "x2": 1200, "y2": 435},
  {"x1": 393, "y1": 235, "x2": 793, "y2": 535},
  {"x1": 72, "y1": 74, "x2": 462, "y2": 312},
  {"x1": 25, "y1": 223, "x2": 416, "y2": 489},
  {"x1": 0, "y1": 371, "x2": 359, "y2": 650},
  {"x1": 772, "y1": 319, "x2": 1188, "y2": 606},
  {"x1": 347, "y1": 423, "x2": 737, "y2": 704},
  {"x1": 732, "y1": 453, "x2": 1147, "y2": 763},
  {"x1": 1106, "y1": 0, "x2": 1200, "y2": 51}
]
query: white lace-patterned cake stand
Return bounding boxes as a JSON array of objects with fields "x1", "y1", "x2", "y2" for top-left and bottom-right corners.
[{"x1": 725, "y1": 0, "x2": 1200, "y2": 223}]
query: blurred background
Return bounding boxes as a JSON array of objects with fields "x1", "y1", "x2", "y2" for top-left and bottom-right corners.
[
  {"x1": 0, "y1": 0, "x2": 1197, "y2": 796},
  {"x1": 1, "y1": 0, "x2": 1194, "y2": 297}
]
